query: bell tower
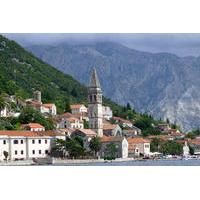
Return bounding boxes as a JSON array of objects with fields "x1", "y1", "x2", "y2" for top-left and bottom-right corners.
[{"x1": 88, "y1": 68, "x2": 103, "y2": 137}]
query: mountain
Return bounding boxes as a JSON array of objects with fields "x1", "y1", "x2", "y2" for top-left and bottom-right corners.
[
  {"x1": 27, "y1": 42, "x2": 200, "y2": 131},
  {"x1": 0, "y1": 35, "x2": 123, "y2": 114}
]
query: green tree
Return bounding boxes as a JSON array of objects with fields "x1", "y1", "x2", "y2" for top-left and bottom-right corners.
[
  {"x1": 160, "y1": 141, "x2": 183, "y2": 155},
  {"x1": 89, "y1": 136, "x2": 102, "y2": 157},
  {"x1": 73, "y1": 136, "x2": 84, "y2": 147},
  {"x1": 185, "y1": 132, "x2": 196, "y2": 139},
  {"x1": 150, "y1": 138, "x2": 162, "y2": 152},
  {"x1": 64, "y1": 98, "x2": 71, "y2": 113},
  {"x1": 105, "y1": 143, "x2": 118, "y2": 160},
  {"x1": 142, "y1": 127, "x2": 161, "y2": 137},
  {"x1": 126, "y1": 102, "x2": 131, "y2": 110},
  {"x1": 189, "y1": 145, "x2": 194, "y2": 155},
  {"x1": 19, "y1": 107, "x2": 54, "y2": 130},
  {"x1": 83, "y1": 119, "x2": 89, "y2": 129}
]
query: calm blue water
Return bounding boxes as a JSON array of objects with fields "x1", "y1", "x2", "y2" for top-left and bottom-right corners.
[{"x1": 58, "y1": 159, "x2": 200, "y2": 166}]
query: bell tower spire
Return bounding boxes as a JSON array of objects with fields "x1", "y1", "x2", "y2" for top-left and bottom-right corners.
[{"x1": 88, "y1": 68, "x2": 103, "y2": 137}]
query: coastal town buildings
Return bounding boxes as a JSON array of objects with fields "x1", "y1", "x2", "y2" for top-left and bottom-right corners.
[
  {"x1": 21, "y1": 123, "x2": 45, "y2": 132},
  {"x1": 102, "y1": 106, "x2": 113, "y2": 120},
  {"x1": 100, "y1": 136, "x2": 129, "y2": 158},
  {"x1": 70, "y1": 104, "x2": 87, "y2": 114},
  {"x1": 123, "y1": 126, "x2": 142, "y2": 137},
  {"x1": 0, "y1": 130, "x2": 65, "y2": 161},
  {"x1": 103, "y1": 123, "x2": 122, "y2": 136},
  {"x1": 55, "y1": 115, "x2": 84, "y2": 129},
  {"x1": 188, "y1": 139, "x2": 200, "y2": 155},
  {"x1": 112, "y1": 116, "x2": 133, "y2": 128},
  {"x1": 26, "y1": 91, "x2": 57, "y2": 116},
  {"x1": 128, "y1": 137, "x2": 151, "y2": 157}
]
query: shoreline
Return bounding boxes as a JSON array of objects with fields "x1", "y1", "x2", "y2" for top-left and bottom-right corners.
[{"x1": 0, "y1": 157, "x2": 199, "y2": 166}]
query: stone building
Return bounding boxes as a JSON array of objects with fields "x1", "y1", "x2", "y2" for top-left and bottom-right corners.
[
  {"x1": 88, "y1": 68, "x2": 103, "y2": 137},
  {"x1": 103, "y1": 123, "x2": 122, "y2": 136},
  {"x1": 100, "y1": 136, "x2": 128, "y2": 159}
]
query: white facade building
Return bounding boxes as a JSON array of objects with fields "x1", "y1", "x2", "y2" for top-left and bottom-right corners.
[
  {"x1": 0, "y1": 106, "x2": 9, "y2": 117},
  {"x1": 128, "y1": 137, "x2": 151, "y2": 157},
  {"x1": 70, "y1": 104, "x2": 87, "y2": 114},
  {"x1": 102, "y1": 106, "x2": 113, "y2": 120},
  {"x1": 0, "y1": 131, "x2": 64, "y2": 161},
  {"x1": 41, "y1": 104, "x2": 57, "y2": 116},
  {"x1": 56, "y1": 117, "x2": 84, "y2": 129}
]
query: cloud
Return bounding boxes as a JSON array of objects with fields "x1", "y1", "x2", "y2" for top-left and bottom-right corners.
[{"x1": 3, "y1": 33, "x2": 200, "y2": 57}]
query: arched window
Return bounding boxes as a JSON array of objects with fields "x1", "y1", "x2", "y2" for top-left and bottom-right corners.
[
  {"x1": 89, "y1": 95, "x2": 92, "y2": 102},
  {"x1": 94, "y1": 95, "x2": 97, "y2": 101}
]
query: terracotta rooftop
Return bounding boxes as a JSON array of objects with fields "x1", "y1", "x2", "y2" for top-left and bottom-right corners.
[
  {"x1": 43, "y1": 103, "x2": 55, "y2": 108},
  {"x1": 112, "y1": 116, "x2": 132, "y2": 124},
  {"x1": 101, "y1": 135, "x2": 124, "y2": 142},
  {"x1": 27, "y1": 123, "x2": 44, "y2": 129},
  {"x1": 0, "y1": 130, "x2": 63, "y2": 137},
  {"x1": 70, "y1": 104, "x2": 86, "y2": 109},
  {"x1": 128, "y1": 137, "x2": 150, "y2": 144},
  {"x1": 103, "y1": 123, "x2": 118, "y2": 130},
  {"x1": 148, "y1": 135, "x2": 173, "y2": 141},
  {"x1": 189, "y1": 139, "x2": 200, "y2": 146},
  {"x1": 169, "y1": 132, "x2": 185, "y2": 137},
  {"x1": 74, "y1": 129, "x2": 97, "y2": 136},
  {"x1": 26, "y1": 100, "x2": 42, "y2": 107},
  {"x1": 66, "y1": 117, "x2": 80, "y2": 123}
]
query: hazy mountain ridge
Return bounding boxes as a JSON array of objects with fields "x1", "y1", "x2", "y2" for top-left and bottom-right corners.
[{"x1": 27, "y1": 42, "x2": 200, "y2": 131}]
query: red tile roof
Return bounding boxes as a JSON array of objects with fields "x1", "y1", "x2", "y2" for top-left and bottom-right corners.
[
  {"x1": 74, "y1": 129, "x2": 97, "y2": 136},
  {"x1": 189, "y1": 139, "x2": 200, "y2": 146},
  {"x1": 43, "y1": 103, "x2": 55, "y2": 108},
  {"x1": 70, "y1": 104, "x2": 85, "y2": 109},
  {"x1": 128, "y1": 137, "x2": 150, "y2": 144},
  {"x1": 0, "y1": 130, "x2": 63, "y2": 137},
  {"x1": 103, "y1": 123, "x2": 118, "y2": 130},
  {"x1": 28, "y1": 123, "x2": 44, "y2": 129},
  {"x1": 101, "y1": 135, "x2": 124, "y2": 142},
  {"x1": 112, "y1": 116, "x2": 132, "y2": 124},
  {"x1": 148, "y1": 135, "x2": 173, "y2": 141}
]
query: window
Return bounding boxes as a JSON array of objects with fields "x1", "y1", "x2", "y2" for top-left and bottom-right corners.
[
  {"x1": 38, "y1": 139, "x2": 41, "y2": 144},
  {"x1": 21, "y1": 150, "x2": 24, "y2": 155},
  {"x1": 21, "y1": 140, "x2": 23, "y2": 144},
  {"x1": 45, "y1": 150, "x2": 48, "y2": 154},
  {"x1": 3, "y1": 140, "x2": 6, "y2": 145},
  {"x1": 94, "y1": 95, "x2": 97, "y2": 101},
  {"x1": 14, "y1": 140, "x2": 18, "y2": 144},
  {"x1": 32, "y1": 140, "x2": 35, "y2": 144},
  {"x1": 45, "y1": 140, "x2": 47, "y2": 144},
  {"x1": 89, "y1": 95, "x2": 92, "y2": 102},
  {"x1": 15, "y1": 150, "x2": 17, "y2": 155},
  {"x1": 145, "y1": 145, "x2": 149, "y2": 148},
  {"x1": 39, "y1": 150, "x2": 41, "y2": 154},
  {"x1": 32, "y1": 150, "x2": 35, "y2": 155}
]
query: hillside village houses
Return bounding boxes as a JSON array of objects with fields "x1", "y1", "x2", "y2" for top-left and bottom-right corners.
[
  {"x1": 0, "y1": 67, "x2": 192, "y2": 163},
  {"x1": 26, "y1": 90, "x2": 57, "y2": 116},
  {"x1": 70, "y1": 104, "x2": 87, "y2": 114}
]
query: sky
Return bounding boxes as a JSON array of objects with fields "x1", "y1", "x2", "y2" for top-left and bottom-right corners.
[{"x1": 3, "y1": 33, "x2": 200, "y2": 57}]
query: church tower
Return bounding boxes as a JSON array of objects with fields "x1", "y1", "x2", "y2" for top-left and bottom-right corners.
[{"x1": 88, "y1": 68, "x2": 103, "y2": 137}]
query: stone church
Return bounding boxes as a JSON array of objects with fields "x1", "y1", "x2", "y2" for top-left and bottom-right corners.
[
  {"x1": 88, "y1": 68, "x2": 128, "y2": 159},
  {"x1": 88, "y1": 68, "x2": 103, "y2": 137}
]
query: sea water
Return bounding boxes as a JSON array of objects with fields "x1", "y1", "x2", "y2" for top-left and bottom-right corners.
[{"x1": 57, "y1": 159, "x2": 200, "y2": 166}]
